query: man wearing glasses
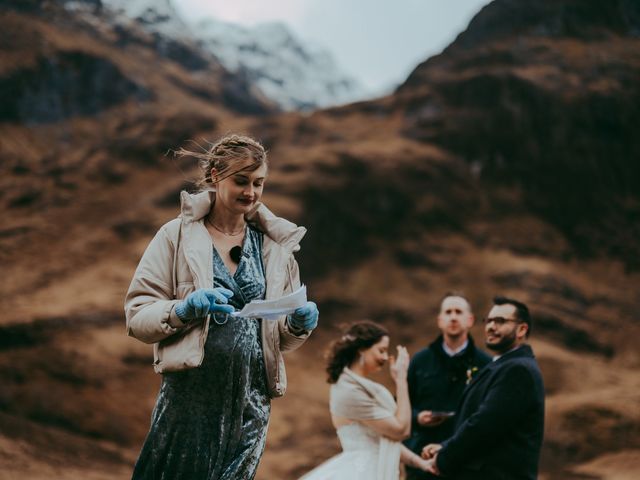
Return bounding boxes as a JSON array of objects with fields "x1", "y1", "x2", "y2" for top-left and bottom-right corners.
[{"x1": 421, "y1": 296, "x2": 545, "y2": 480}]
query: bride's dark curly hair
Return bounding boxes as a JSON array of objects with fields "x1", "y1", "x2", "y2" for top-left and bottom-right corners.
[{"x1": 325, "y1": 320, "x2": 389, "y2": 383}]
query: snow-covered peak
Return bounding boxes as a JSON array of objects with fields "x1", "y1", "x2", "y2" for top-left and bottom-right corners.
[
  {"x1": 103, "y1": 0, "x2": 191, "y2": 39},
  {"x1": 101, "y1": 0, "x2": 368, "y2": 111},
  {"x1": 194, "y1": 18, "x2": 368, "y2": 110}
]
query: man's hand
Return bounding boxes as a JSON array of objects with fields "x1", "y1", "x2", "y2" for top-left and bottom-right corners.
[
  {"x1": 417, "y1": 410, "x2": 448, "y2": 427},
  {"x1": 421, "y1": 443, "x2": 442, "y2": 459}
]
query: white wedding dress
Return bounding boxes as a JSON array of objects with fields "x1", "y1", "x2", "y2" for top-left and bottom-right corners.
[
  {"x1": 300, "y1": 368, "x2": 402, "y2": 480},
  {"x1": 300, "y1": 423, "x2": 400, "y2": 480}
]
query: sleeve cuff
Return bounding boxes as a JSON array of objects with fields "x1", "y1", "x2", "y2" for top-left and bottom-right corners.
[
  {"x1": 436, "y1": 441, "x2": 452, "y2": 475},
  {"x1": 168, "y1": 303, "x2": 189, "y2": 327},
  {"x1": 286, "y1": 315, "x2": 308, "y2": 336}
]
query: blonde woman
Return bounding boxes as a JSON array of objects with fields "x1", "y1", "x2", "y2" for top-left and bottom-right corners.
[{"x1": 125, "y1": 134, "x2": 319, "y2": 479}]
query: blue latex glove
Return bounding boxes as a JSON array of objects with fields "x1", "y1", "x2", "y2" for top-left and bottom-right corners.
[
  {"x1": 287, "y1": 301, "x2": 319, "y2": 331},
  {"x1": 175, "y1": 287, "x2": 234, "y2": 321}
]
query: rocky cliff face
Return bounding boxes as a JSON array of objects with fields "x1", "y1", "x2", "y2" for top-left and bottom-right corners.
[{"x1": 1, "y1": 50, "x2": 153, "y2": 123}]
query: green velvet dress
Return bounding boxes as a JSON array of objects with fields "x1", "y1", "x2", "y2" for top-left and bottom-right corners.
[{"x1": 132, "y1": 226, "x2": 270, "y2": 480}]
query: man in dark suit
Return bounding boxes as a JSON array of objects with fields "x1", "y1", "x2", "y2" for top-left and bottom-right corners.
[{"x1": 422, "y1": 296, "x2": 545, "y2": 480}]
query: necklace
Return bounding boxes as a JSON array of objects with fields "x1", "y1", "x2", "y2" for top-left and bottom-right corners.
[{"x1": 206, "y1": 217, "x2": 246, "y2": 236}]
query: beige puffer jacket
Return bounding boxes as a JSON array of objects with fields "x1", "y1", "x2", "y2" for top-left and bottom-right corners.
[{"x1": 124, "y1": 190, "x2": 310, "y2": 398}]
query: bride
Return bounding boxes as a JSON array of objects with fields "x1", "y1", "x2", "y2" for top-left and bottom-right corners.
[{"x1": 300, "y1": 321, "x2": 432, "y2": 480}]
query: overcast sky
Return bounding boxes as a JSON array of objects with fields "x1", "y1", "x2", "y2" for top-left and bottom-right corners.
[{"x1": 173, "y1": 0, "x2": 492, "y2": 93}]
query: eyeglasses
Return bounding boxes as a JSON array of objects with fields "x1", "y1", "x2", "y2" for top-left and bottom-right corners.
[{"x1": 482, "y1": 316, "x2": 519, "y2": 326}]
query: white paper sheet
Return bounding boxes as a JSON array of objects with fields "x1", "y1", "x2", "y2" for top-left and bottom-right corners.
[{"x1": 231, "y1": 285, "x2": 307, "y2": 320}]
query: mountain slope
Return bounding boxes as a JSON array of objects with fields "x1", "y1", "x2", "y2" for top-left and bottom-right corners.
[
  {"x1": 1, "y1": 1, "x2": 639, "y2": 480},
  {"x1": 397, "y1": 0, "x2": 640, "y2": 268},
  {"x1": 0, "y1": 0, "x2": 271, "y2": 315}
]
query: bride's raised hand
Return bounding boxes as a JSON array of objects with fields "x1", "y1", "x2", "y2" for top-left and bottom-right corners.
[
  {"x1": 389, "y1": 345, "x2": 409, "y2": 383},
  {"x1": 396, "y1": 345, "x2": 409, "y2": 374}
]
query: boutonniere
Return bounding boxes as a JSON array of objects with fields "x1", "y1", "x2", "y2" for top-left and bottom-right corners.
[{"x1": 466, "y1": 366, "x2": 479, "y2": 385}]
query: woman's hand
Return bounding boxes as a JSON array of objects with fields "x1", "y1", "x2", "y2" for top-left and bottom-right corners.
[
  {"x1": 287, "y1": 301, "x2": 319, "y2": 331},
  {"x1": 175, "y1": 287, "x2": 234, "y2": 321},
  {"x1": 413, "y1": 457, "x2": 439, "y2": 474},
  {"x1": 419, "y1": 458, "x2": 440, "y2": 475},
  {"x1": 389, "y1": 345, "x2": 409, "y2": 383}
]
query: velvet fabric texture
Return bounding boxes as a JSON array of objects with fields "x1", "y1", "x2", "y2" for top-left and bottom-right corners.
[{"x1": 132, "y1": 226, "x2": 270, "y2": 480}]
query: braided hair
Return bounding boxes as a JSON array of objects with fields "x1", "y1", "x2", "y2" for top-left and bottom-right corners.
[{"x1": 175, "y1": 134, "x2": 267, "y2": 190}]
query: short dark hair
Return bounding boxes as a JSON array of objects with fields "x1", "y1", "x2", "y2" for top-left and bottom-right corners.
[{"x1": 493, "y1": 296, "x2": 531, "y2": 337}]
